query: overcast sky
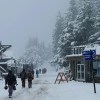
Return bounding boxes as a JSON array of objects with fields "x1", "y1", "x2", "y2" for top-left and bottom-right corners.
[{"x1": 0, "y1": 0, "x2": 69, "y2": 58}]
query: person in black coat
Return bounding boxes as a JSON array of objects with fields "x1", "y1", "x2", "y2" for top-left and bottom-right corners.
[
  {"x1": 5, "y1": 70, "x2": 17, "y2": 98},
  {"x1": 27, "y1": 70, "x2": 33, "y2": 88},
  {"x1": 20, "y1": 69, "x2": 27, "y2": 88}
]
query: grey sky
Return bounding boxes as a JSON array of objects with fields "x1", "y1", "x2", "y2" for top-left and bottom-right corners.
[{"x1": 0, "y1": 0, "x2": 69, "y2": 58}]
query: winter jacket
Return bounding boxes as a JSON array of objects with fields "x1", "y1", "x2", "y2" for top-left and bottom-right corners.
[
  {"x1": 5, "y1": 73, "x2": 16, "y2": 85},
  {"x1": 20, "y1": 71, "x2": 27, "y2": 80},
  {"x1": 36, "y1": 70, "x2": 39, "y2": 74},
  {"x1": 27, "y1": 72, "x2": 33, "y2": 81}
]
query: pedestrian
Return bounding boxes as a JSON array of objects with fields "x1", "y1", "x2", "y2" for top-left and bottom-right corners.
[
  {"x1": 36, "y1": 69, "x2": 39, "y2": 78},
  {"x1": 32, "y1": 69, "x2": 34, "y2": 78},
  {"x1": 39, "y1": 69, "x2": 41, "y2": 74},
  {"x1": 27, "y1": 70, "x2": 33, "y2": 88},
  {"x1": 20, "y1": 69, "x2": 27, "y2": 88},
  {"x1": 5, "y1": 70, "x2": 17, "y2": 98}
]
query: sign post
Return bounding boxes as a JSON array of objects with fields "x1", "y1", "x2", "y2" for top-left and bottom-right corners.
[
  {"x1": 90, "y1": 50, "x2": 96, "y2": 93},
  {"x1": 82, "y1": 50, "x2": 96, "y2": 93}
]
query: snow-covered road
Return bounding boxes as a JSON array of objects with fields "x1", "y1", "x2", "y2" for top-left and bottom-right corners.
[
  {"x1": 0, "y1": 63, "x2": 100, "y2": 100},
  {"x1": 0, "y1": 76, "x2": 50, "y2": 100},
  {"x1": 0, "y1": 65, "x2": 58, "y2": 100}
]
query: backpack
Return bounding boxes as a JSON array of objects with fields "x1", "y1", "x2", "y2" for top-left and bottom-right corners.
[
  {"x1": 6, "y1": 74, "x2": 16, "y2": 85},
  {"x1": 28, "y1": 73, "x2": 33, "y2": 80}
]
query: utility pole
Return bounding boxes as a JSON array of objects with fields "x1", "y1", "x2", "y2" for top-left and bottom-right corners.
[
  {"x1": 82, "y1": 49, "x2": 96, "y2": 93},
  {"x1": 90, "y1": 50, "x2": 96, "y2": 93}
]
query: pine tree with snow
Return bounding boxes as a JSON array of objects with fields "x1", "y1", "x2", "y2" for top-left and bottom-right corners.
[
  {"x1": 87, "y1": 0, "x2": 100, "y2": 43},
  {"x1": 52, "y1": 12, "x2": 65, "y2": 55},
  {"x1": 66, "y1": 0, "x2": 78, "y2": 22},
  {"x1": 56, "y1": 0, "x2": 78, "y2": 67},
  {"x1": 74, "y1": 0, "x2": 95, "y2": 45},
  {"x1": 18, "y1": 37, "x2": 52, "y2": 68}
]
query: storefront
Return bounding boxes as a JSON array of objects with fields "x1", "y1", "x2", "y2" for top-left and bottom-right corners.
[{"x1": 66, "y1": 44, "x2": 100, "y2": 83}]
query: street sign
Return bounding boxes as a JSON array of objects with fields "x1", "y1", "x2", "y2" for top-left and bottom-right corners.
[
  {"x1": 82, "y1": 50, "x2": 96, "y2": 55},
  {"x1": 83, "y1": 50, "x2": 96, "y2": 93},
  {"x1": 82, "y1": 50, "x2": 96, "y2": 61}
]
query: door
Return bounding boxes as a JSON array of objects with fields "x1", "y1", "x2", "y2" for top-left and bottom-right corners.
[{"x1": 77, "y1": 64, "x2": 85, "y2": 81}]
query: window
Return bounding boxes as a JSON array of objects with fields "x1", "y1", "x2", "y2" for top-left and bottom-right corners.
[
  {"x1": 78, "y1": 48, "x2": 81, "y2": 54},
  {"x1": 81, "y1": 47, "x2": 84, "y2": 54},
  {"x1": 93, "y1": 61, "x2": 100, "y2": 75},
  {"x1": 71, "y1": 48, "x2": 74, "y2": 54},
  {"x1": 75, "y1": 48, "x2": 78, "y2": 54},
  {"x1": 77, "y1": 64, "x2": 85, "y2": 80},
  {"x1": 71, "y1": 47, "x2": 85, "y2": 55}
]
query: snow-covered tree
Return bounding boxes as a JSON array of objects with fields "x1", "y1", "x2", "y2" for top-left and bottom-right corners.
[
  {"x1": 81, "y1": 0, "x2": 100, "y2": 44},
  {"x1": 95, "y1": 0, "x2": 100, "y2": 37},
  {"x1": 55, "y1": 0, "x2": 78, "y2": 67},
  {"x1": 66, "y1": 0, "x2": 78, "y2": 22},
  {"x1": 52, "y1": 0, "x2": 100, "y2": 68},
  {"x1": 52, "y1": 12, "x2": 65, "y2": 55},
  {"x1": 74, "y1": 0, "x2": 95, "y2": 45},
  {"x1": 18, "y1": 37, "x2": 53, "y2": 68},
  {"x1": 87, "y1": 0, "x2": 100, "y2": 44}
]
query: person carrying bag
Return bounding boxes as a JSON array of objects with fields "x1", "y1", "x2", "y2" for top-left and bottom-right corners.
[{"x1": 5, "y1": 70, "x2": 17, "y2": 98}]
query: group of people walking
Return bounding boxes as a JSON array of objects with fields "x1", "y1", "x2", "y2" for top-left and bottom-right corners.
[
  {"x1": 20, "y1": 69, "x2": 34, "y2": 88},
  {"x1": 4, "y1": 68, "x2": 46, "y2": 98},
  {"x1": 4, "y1": 69, "x2": 35, "y2": 98}
]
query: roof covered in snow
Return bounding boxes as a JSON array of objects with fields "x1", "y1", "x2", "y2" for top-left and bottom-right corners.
[
  {"x1": 84, "y1": 44, "x2": 100, "y2": 55},
  {"x1": 66, "y1": 44, "x2": 100, "y2": 58}
]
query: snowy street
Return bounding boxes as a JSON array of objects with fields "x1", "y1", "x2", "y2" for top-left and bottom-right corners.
[
  {"x1": 0, "y1": 63, "x2": 100, "y2": 100},
  {"x1": 1, "y1": 0, "x2": 100, "y2": 100}
]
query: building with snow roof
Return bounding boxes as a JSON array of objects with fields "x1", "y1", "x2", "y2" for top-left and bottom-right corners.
[
  {"x1": 66, "y1": 43, "x2": 100, "y2": 83},
  {"x1": 0, "y1": 42, "x2": 12, "y2": 78}
]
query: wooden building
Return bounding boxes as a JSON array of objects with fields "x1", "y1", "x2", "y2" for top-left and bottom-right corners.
[
  {"x1": 66, "y1": 44, "x2": 100, "y2": 83},
  {"x1": 0, "y1": 42, "x2": 12, "y2": 77}
]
